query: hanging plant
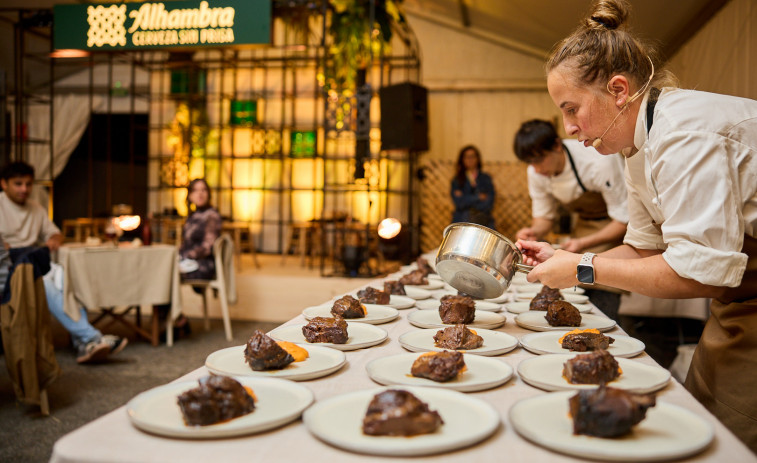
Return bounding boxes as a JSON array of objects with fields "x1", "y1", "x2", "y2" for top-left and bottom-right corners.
[{"x1": 325, "y1": 0, "x2": 406, "y2": 96}]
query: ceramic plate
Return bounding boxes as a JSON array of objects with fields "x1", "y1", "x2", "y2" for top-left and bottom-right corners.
[
  {"x1": 127, "y1": 377, "x2": 314, "y2": 439},
  {"x1": 515, "y1": 312, "x2": 615, "y2": 332},
  {"x1": 366, "y1": 353, "x2": 513, "y2": 392},
  {"x1": 303, "y1": 386, "x2": 500, "y2": 456},
  {"x1": 484, "y1": 293, "x2": 511, "y2": 304},
  {"x1": 387, "y1": 295, "x2": 416, "y2": 309},
  {"x1": 407, "y1": 310, "x2": 506, "y2": 330},
  {"x1": 302, "y1": 304, "x2": 399, "y2": 325},
  {"x1": 402, "y1": 286, "x2": 433, "y2": 300},
  {"x1": 407, "y1": 279, "x2": 444, "y2": 290},
  {"x1": 205, "y1": 344, "x2": 347, "y2": 381},
  {"x1": 505, "y1": 301, "x2": 593, "y2": 314},
  {"x1": 516, "y1": 292, "x2": 589, "y2": 304},
  {"x1": 268, "y1": 323, "x2": 388, "y2": 351},
  {"x1": 519, "y1": 331, "x2": 645, "y2": 358},
  {"x1": 517, "y1": 354, "x2": 670, "y2": 393},
  {"x1": 515, "y1": 284, "x2": 586, "y2": 295},
  {"x1": 398, "y1": 328, "x2": 518, "y2": 356},
  {"x1": 414, "y1": 298, "x2": 501, "y2": 312},
  {"x1": 510, "y1": 391, "x2": 713, "y2": 461}
]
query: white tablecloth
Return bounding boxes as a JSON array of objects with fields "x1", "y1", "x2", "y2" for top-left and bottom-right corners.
[{"x1": 50, "y1": 277, "x2": 755, "y2": 463}]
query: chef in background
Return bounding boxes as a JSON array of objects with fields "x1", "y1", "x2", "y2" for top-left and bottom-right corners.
[
  {"x1": 517, "y1": 0, "x2": 757, "y2": 450},
  {"x1": 513, "y1": 118, "x2": 628, "y2": 320}
]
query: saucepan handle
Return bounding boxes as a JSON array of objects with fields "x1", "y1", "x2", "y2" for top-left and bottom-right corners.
[{"x1": 515, "y1": 263, "x2": 534, "y2": 273}]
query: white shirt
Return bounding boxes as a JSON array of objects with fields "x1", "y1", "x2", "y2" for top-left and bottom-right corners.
[
  {"x1": 0, "y1": 192, "x2": 60, "y2": 249},
  {"x1": 527, "y1": 138, "x2": 629, "y2": 223},
  {"x1": 625, "y1": 88, "x2": 757, "y2": 287}
]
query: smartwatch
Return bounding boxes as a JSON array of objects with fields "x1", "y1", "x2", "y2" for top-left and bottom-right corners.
[{"x1": 576, "y1": 252, "x2": 597, "y2": 285}]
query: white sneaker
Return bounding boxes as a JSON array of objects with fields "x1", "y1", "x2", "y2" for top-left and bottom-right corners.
[{"x1": 101, "y1": 334, "x2": 128, "y2": 356}]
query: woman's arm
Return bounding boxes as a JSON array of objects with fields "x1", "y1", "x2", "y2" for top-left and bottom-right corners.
[{"x1": 527, "y1": 246, "x2": 727, "y2": 299}]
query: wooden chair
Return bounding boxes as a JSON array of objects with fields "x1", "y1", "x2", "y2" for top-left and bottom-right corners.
[{"x1": 180, "y1": 234, "x2": 236, "y2": 341}]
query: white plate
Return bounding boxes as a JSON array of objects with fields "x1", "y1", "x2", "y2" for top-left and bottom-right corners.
[
  {"x1": 414, "y1": 298, "x2": 501, "y2": 312},
  {"x1": 303, "y1": 386, "x2": 500, "y2": 456},
  {"x1": 366, "y1": 353, "x2": 513, "y2": 392},
  {"x1": 505, "y1": 301, "x2": 593, "y2": 314},
  {"x1": 484, "y1": 293, "x2": 511, "y2": 304},
  {"x1": 516, "y1": 292, "x2": 590, "y2": 304},
  {"x1": 399, "y1": 328, "x2": 519, "y2": 356},
  {"x1": 407, "y1": 279, "x2": 444, "y2": 290},
  {"x1": 402, "y1": 286, "x2": 432, "y2": 300},
  {"x1": 407, "y1": 310, "x2": 506, "y2": 330},
  {"x1": 268, "y1": 323, "x2": 388, "y2": 351},
  {"x1": 515, "y1": 311, "x2": 615, "y2": 332},
  {"x1": 510, "y1": 391, "x2": 713, "y2": 461},
  {"x1": 205, "y1": 344, "x2": 347, "y2": 381},
  {"x1": 387, "y1": 295, "x2": 416, "y2": 309},
  {"x1": 510, "y1": 273, "x2": 529, "y2": 285},
  {"x1": 127, "y1": 377, "x2": 314, "y2": 438},
  {"x1": 515, "y1": 284, "x2": 586, "y2": 295},
  {"x1": 519, "y1": 331, "x2": 645, "y2": 358},
  {"x1": 517, "y1": 354, "x2": 671, "y2": 393},
  {"x1": 302, "y1": 304, "x2": 399, "y2": 324}
]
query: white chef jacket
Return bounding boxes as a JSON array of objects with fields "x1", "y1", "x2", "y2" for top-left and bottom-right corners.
[
  {"x1": 527, "y1": 138, "x2": 629, "y2": 223},
  {"x1": 624, "y1": 88, "x2": 757, "y2": 287}
]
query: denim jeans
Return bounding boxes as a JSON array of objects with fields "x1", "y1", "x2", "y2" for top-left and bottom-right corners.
[{"x1": 43, "y1": 277, "x2": 101, "y2": 349}]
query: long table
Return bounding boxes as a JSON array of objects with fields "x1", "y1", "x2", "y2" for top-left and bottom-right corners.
[{"x1": 50, "y1": 274, "x2": 755, "y2": 463}]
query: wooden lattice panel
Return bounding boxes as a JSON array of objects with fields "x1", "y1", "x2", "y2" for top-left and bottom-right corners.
[{"x1": 419, "y1": 159, "x2": 532, "y2": 252}]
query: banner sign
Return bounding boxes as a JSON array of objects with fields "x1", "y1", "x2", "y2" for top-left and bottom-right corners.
[{"x1": 54, "y1": 0, "x2": 270, "y2": 51}]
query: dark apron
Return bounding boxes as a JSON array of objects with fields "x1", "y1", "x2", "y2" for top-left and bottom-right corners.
[
  {"x1": 563, "y1": 144, "x2": 622, "y2": 254},
  {"x1": 685, "y1": 233, "x2": 757, "y2": 452}
]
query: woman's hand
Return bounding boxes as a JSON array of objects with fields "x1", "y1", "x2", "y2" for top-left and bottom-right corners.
[
  {"x1": 453, "y1": 189, "x2": 463, "y2": 197},
  {"x1": 526, "y1": 249, "x2": 582, "y2": 287},
  {"x1": 515, "y1": 240, "x2": 555, "y2": 266}
]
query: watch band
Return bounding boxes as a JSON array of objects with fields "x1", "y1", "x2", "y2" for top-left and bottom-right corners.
[{"x1": 579, "y1": 252, "x2": 596, "y2": 266}]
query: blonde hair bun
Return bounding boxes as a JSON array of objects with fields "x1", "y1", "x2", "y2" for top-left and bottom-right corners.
[{"x1": 585, "y1": 0, "x2": 630, "y2": 31}]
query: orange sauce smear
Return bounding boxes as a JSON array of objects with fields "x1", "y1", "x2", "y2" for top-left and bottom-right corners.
[{"x1": 276, "y1": 341, "x2": 309, "y2": 362}]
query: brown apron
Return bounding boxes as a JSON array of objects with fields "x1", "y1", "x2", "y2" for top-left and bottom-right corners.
[{"x1": 685, "y1": 233, "x2": 757, "y2": 452}]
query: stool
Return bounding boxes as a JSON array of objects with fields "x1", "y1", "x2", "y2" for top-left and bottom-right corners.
[
  {"x1": 61, "y1": 218, "x2": 98, "y2": 243},
  {"x1": 283, "y1": 222, "x2": 319, "y2": 267},
  {"x1": 222, "y1": 222, "x2": 260, "y2": 270}
]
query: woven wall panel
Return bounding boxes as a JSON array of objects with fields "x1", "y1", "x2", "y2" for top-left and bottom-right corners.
[{"x1": 419, "y1": 159, "x2": 532, "y2": 252}]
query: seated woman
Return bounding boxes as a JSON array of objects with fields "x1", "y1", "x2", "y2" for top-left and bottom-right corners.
[
  {"x1": 179, "y1": 178, "x2": 222, "y2": 281},
  {"x1": 160, "y1": 178, "x2": 222, "y2": 336}
]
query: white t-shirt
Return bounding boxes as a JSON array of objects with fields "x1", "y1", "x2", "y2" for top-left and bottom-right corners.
[
  {"x1": 527, "y1": 138, "x2": 629, "y2": 223},
  {"x1": 0, "y1": 192, "x2": 60, "y2": 249},
  {"x1": 624, "y1": 88, "x2": 757, "y2": 287}
]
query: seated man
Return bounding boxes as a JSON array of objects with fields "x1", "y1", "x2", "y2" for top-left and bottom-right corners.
[{"x1": 0, "y1": 161, "x2": 127, "y2": 364}]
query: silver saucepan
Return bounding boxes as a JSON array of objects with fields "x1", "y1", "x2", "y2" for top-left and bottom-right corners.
[{"x1": 435, "y1": 222, "x2": 533, "y2": 299}]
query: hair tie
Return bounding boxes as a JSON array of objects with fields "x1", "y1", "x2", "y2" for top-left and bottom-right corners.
[{"x1": 591, "y1": 16, "x2": 612, "y2": 29}]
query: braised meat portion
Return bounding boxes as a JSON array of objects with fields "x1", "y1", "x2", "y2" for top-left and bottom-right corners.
[
  {"x1": 416, "y1": 257, "x2": 435, "y2": 275},
  {"x1": 439, "y1": 295, "x2": 476, "y2": 324},
  {"x1": 410, "y1": 351, "x2": 466, "y2": 382},
  {"x1": 530, "y1": 285, "x2": 564, "y2": 311},
  {"x1": 383, "y1": 280, "x2": 407, "y2": 296},
  {"x1": 356, "y1": 287, "x2": 390, "y2": 305},
  {"x1": 399, "y1": 269, "x2": 428, "y2": 286},
  {"x1": 569, "y1": 385, "x2": 656, "y2": 437},
  {"x1": 561, "y1": 329, "x2": 615, "y2": 352},
  {"x1": 244, "y1": 330, "x2": 294, "y2": 371},
  {"x1": 362, "y1": 389, "x2": 444, "y2": 436},
  {"x1": 433, "y1": 324, "x2": 484, "y2": 350},
  {"x1": 330, "y1": 295, "x2": 366, "y2": 318},
  {"x1": 177, "y1": 376, "x2": 256, "y2": 426},
  {"x1": 302, "y1": 316, "x2": 349, "y2": 344},
  {"x1": 563, "y1": 349, "x2": 620, "y2": 384},
  {"x1": 545, "y1": 300, "x2": 582, "y2": 327}
]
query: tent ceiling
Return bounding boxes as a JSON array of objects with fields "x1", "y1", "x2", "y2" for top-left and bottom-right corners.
[{"x1": 405, "y1": 0, "x2": 729, "y2": 60}]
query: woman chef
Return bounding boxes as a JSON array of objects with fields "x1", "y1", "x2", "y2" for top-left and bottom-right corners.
[{"x1": 517, "y1": 0, "x2": 757, "y2": 450}]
